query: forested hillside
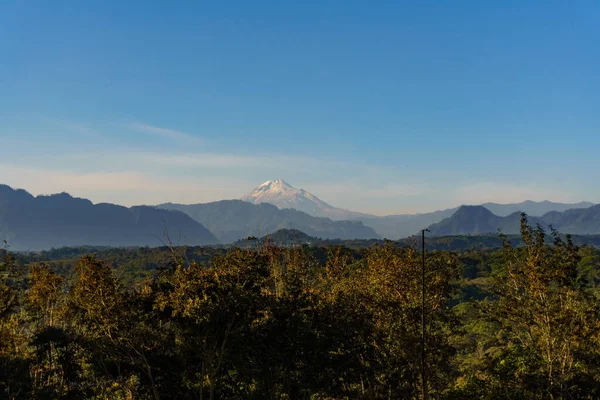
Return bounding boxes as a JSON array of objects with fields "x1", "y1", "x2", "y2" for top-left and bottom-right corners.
[{"x1": 1, "y1": 216, "x2": 599, "y2": 398}]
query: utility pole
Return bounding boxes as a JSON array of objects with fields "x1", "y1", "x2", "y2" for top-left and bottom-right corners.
[{"x1": 421, "y1": 229, "x2": 429, "y2": 400}]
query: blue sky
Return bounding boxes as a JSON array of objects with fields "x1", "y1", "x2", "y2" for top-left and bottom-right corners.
[{"x1": 1, "y1": 1, "x2": 599, "y2": 214}]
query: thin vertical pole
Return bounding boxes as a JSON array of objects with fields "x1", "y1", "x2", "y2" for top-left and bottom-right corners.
[{"x1": 421, "y1": 229, "x2": 428, "y2": 400}]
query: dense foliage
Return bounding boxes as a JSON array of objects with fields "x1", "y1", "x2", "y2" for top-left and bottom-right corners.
[{"x1": 1, "y1": 216, "x2": 599, "y2": 399}]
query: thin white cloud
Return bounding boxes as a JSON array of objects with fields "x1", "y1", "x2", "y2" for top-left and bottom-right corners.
[
  {"x1": 63, "y1": 150, "x2": 356, "y2": 173},
  {"x1": 49, "y1": 119, "x2": 103, "y2": 138},
  {"x1": 128, "y1": 123, "x2": 203, "y2": 145},
  {"x1": 129, "y1": 152, "x2": 276, "y2": 168},
  {"x1": 134, "y1": 151, "x2": 356, "y2": 170}
]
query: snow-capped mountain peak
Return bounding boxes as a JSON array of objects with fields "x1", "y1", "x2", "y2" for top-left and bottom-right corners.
[
  {"x1": 241, "y1": 179, "x2": 368, "y2": 220},
  {"x1": 257, "y1": 178, "x2": 294, "y2": 191},
  {"x1": 242, "y1": 179, "x2": 317, "y2": 205}
]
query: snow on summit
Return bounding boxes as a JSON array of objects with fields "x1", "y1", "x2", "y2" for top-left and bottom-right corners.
[
  {"x1": 241, "y1": 179, "x2": 368, "y2": 220},
  {"x1": 241, "y1": 179, "x2": 322, "y2": 207}
]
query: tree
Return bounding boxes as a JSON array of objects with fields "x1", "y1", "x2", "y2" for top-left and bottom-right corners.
[
  {"x1": 349, "y1": 242, "x2": 459, "y2": 398},
  {"x1": 452, "y1": 215, "x2": 600, "y2": 399},
  {"x1": 154, "y1": 249, "x2": 270, "y2": 399}
]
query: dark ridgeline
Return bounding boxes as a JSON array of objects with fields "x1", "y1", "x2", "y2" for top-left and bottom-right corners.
[
  {"x1": 347, "y1": 200, "x2": 596, "y2": 240},
  {"x1": 3, "y1": 183, "x2": 600, "y2": 250},
  {"x1": 158, "y1": 200, "x2": 380, "y2": 243},
  {"x1": 426, "y1": 204, "x2": 600, "y2": 236},
  {"x1": 0, "y1": 185, "x2": 218, "y2": 250},
  {"x1": 238, "y1": 179, "x2": 597, "y2": 240}
]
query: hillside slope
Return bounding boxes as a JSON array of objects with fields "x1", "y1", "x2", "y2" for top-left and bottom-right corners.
[
  {"x1": 426, "y1": 205, "x2": 600, "y2": 236},
  {"x1": 0, "y1": 185, "x2": 218, "y2": 250},
  {"x1": 158, "y1": 200, "x2": 379, "y2": 243}
]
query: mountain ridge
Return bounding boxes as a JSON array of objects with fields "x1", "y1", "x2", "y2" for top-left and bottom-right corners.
[
  {"x1": 239, "y1": 179, "x2": 595, "y2": 239},
  {"x1": 2, "y1": 181, "x2": 598, "y2": 248},
  {"x1": 0, "y1": 184, "x2": 218, "y2": 250},
  {"x1": 158, "y1": 199, "x2": 379, "y2": 243},
  {"x1": 481, "y1": 200, "x2": 594, "y2": 217},
  {"x1": 426, "y1": 204, "x2": 600, "y2": 236}
]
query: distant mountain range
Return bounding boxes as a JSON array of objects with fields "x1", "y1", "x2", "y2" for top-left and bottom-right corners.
[
  {"x1": 1, "y1": 179, "x2": 598, "y2": 250},
  {"x1": 158, "y1": 200, "x2": 379, "y2": 243},
  {"x1": 426, "y1": 205, "x2": 600, "y2": 236},
  {"x1": 240, "y1": 179, "x2": 595, "y2": 239},
  {"x1": 0, "y1": 185, "x2": 217, "y2": 250},
  {"x1": 481, "y1": 200, "x2": 594, "y2": 217}
]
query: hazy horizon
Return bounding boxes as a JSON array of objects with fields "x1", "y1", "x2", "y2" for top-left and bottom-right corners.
[{"x1": 1, "y1": 180, "x2": 596, "y2": 218}]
